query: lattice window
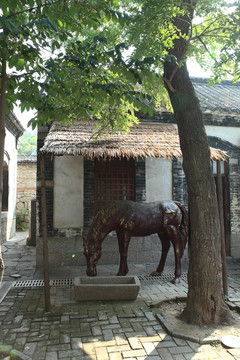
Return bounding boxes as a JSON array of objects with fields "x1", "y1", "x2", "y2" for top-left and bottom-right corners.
[{"x1": 94, "y1": 157, "x2": 135, "y2": 212}]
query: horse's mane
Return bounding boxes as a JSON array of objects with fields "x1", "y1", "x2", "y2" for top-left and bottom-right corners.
[{"x1": 87, "y1": 204, "x2": 117, "y2": 245}]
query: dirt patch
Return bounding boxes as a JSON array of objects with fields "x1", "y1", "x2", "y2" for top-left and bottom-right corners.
[{"x1": 158, "y1": 299, "x2": 240, "y2": 340}]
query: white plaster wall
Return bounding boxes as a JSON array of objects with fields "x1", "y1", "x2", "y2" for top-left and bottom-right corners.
[
  {"x1": 4, "y1": 129, "x2": 18, "y2": 240},
  {"x1": 206, "y1": 125, "x2": 240, "y2": 146},
  {"x1": 146, "y1": 158, "x2": 172, "y2": 202},
  {"x1": 54, "y1": 156, "x2": 84, "y2": 228},
  {"x1": 170, "y1": 123, "x2": 240, "y2": 147}
]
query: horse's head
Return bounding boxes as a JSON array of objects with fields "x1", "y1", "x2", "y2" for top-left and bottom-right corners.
[{"x1": 83, "y1": 236, "x2": 101, "y2": 277}]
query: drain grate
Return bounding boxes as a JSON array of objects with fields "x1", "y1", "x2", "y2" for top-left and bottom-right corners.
[
  {"x1": 51, "y1": 279, "x2": 73, "y2": 286},
  {"x1": 13, "y1": 279, "x2": 73, "y2": 288},
  {"x1": 138, "y1": 273, "x2": 187, "y2": 281},
  {"x1": 14, "y1": 279, "x2": 45, "y2": 287}
]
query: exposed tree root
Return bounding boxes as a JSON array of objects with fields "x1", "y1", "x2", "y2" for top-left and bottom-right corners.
[{"x1": 179, "y1": 304, "x2": 235, "y2": 326}]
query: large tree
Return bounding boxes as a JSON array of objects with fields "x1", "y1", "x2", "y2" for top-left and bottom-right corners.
[
  {"x1": 162, "y1": 1, "x2": 232, "y2": 325},
  {"x1": 124, "y1": 0, "x2": 239, "y2": 324}
]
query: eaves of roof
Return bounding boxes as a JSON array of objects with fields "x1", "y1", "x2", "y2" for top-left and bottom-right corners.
[{"x1": 40, "y1": 121, "x2": 227, "y2": 161}]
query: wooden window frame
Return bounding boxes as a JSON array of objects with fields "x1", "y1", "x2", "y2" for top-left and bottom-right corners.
[{"x1": 94, "y1": 157, "x2": 135, "y2": 213}]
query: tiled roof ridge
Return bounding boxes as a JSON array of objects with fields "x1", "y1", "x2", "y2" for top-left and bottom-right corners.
[
  {"x1": 190, "y1": 77, "x2": 240, "y2": 114},
  {"x1": 18, "y1": 155, "x2": 37, "y2": 163},
  {"x1": 6, "y1": 112, "x2": 25, "y2": 137},
  {"x1": 191, "y1": 77, "x2": 240, "y2": 87}
]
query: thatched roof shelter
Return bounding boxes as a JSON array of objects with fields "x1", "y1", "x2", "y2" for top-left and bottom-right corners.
[{"x1": 40, "y1": 121, "x2": 227, "y2": 161}]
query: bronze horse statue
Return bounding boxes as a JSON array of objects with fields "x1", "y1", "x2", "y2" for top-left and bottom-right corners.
[{"x1": 84, "y1": 200, "x2": 189, "y2": 284}]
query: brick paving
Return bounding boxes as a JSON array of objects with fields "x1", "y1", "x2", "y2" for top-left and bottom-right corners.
[{"x1": 0, "y1": 232, "x2": 240, "y2": 359}]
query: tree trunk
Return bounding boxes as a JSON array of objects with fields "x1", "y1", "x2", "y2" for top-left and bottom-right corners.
[
  {"x1": 163, "y1": 1, "x2": 233, "y2": 325},
  {"x1": 0, "y1": 50, "x2": 7, "y2": 269}
]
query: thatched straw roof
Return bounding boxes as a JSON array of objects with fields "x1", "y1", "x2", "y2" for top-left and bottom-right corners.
[{"x1": 40, "y1": 121, "x2": 227, "y2": 161}]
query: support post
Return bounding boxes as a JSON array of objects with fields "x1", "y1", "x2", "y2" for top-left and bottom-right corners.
[
  {"x1": 217, "y1": 160, "x2": 228, "y2": 296},
  {"x1": 40, "y1": 154, "x2": 51, "y2": 312}
]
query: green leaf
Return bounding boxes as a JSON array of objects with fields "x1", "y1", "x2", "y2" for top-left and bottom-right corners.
[
  {"x1": 0, "y1": 39, "x2": 8, "y2": 48},
  {"x1": 48, "y1": 18, "x2": 58, "y2": 31},
  {"x1": 58, "y1": 19, "x2": 63, "y2": 27},
  {"x1": 17, "y1": 58, "x2": 25, "y2": 69},
  {"x1": 41, "y1": 18, "x2": 49, "y2": 27},
  {"x1": 94, "y1": 35, "x2": 108, "y2": 44}
]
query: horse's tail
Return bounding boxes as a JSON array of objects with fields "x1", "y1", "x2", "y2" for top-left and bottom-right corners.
[{"x1": 174, "y1": 201, "x2": 189, "y2": 251}]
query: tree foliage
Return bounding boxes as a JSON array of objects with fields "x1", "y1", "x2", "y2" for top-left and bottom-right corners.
[
  {"x1": 1, "y1": 1, "x2": 239, "y2": 127},
  {"x1": 18, "y1": 131, "x2": 37, "y2": 155},
  {"x1": 0, "y1": 0, "x2": 164, "y2": 134},
  {"x1": 186, "y1": 1, "x2": 240, "y2": 82},
  {"x1": 109, "y1": 0, "x2": 240, "y2": 83}
]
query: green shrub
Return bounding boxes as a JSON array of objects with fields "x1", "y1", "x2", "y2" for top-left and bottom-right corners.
[{"x1": 16, "y1": 209, "x2": 29, "y2": 230}]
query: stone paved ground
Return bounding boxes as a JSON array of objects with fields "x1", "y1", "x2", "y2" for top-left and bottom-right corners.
[{"x1": 0, "y1": 232, "x2": 240, "y2": 360}]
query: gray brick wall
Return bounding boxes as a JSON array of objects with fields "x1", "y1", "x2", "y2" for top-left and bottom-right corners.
[
  {"x1": 172, "y1": 158, "x2": 188, "y2": 206},
  {"x1": 135, "y1": 159, "x2": 146, "y2": 202},
  {"x1": 83, "y1": 160, "x2": 95, "y2": 235}
]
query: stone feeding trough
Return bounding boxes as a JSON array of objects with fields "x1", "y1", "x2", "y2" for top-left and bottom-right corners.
[{"x1": 74, "y1": 276, "x2": 140, "y2": 301}]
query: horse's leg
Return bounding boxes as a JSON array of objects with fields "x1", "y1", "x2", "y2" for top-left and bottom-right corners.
[
  {"x1": 165, "y1": 225, "x2": 182, "y2": 284},
  {"x1": 116, "y1": 229, "x2": 131, "y2": 276},
  {"x1": 150, "y1": 233, "x2": 170, "y2": 276}
]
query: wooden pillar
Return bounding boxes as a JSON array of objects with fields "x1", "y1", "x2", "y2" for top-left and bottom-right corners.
[
  {"x1": 40, "y1": 154, "x2": 51, "y2": 312},
  {"x1": 217, "y1": 160, "x2": 228, "y2": 296}
]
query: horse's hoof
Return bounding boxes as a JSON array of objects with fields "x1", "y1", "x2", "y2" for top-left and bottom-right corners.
[
  {"x1": 171, "y1": 277, "x2": 180, "y2": 284},
  {"x1": 86, "y1": 272, "x2": 96, "y2": 277},
  {"x1": 117, "y1": 272, "x2": 127, "y2": 276},
  {"x1": 150, "y1": 271, "x2": 162, "y2": 277},
  {"x1": 86, "y1": 269, "x2": 97, "y2": 277}
]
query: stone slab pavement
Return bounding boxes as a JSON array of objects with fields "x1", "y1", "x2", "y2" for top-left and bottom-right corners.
[{"x1": 0, "y1": 232, "x2": 240, "y2": 360}]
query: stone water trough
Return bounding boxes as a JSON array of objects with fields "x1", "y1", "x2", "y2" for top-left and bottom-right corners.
[{"x1": 74, "y1": 276, "x2": 140, "y2": 301}]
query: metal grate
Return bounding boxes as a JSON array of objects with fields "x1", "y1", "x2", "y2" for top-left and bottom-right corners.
[
  {"x1": 13, "y1": 279, "x2": 73, "y2": 288},
  {"x1": 51, "y1": 279, "x2": 73, "y2": 286},
  {"x1": 14, "y1": 279, "x2": 45, "y2": 287},
  {"x1": 138, "y1": 273, "x2": 188, "y2": 281}
]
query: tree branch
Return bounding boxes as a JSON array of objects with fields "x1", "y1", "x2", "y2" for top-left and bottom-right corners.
[
  {"x1": 163, "y1": 28, "x2": 192, "y2": 93},
  {"x1": 170, "y1": 36, "x2": 191, "y2": 83},
  {"x1": 6, "y1": 70, "x2": 37, "y2": 80},
  {"x1": 198, "y1": 37, "x2": 217, "y2": 62},
  {"x1": 191, "y1": 29, "x2": 231, "y2": 41},
  {"x1": 162, "y1": 77, "x2": 177, "y2": 93},
  {"x1": 197, "y1": 37, "x2": 234, "y2": 77},
  {"x1": 193, "y1": 15, "x2": 225, "y2": 40},
  {"x1": 163, "y1": 1, "x2": 195, "y2": 94}
]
